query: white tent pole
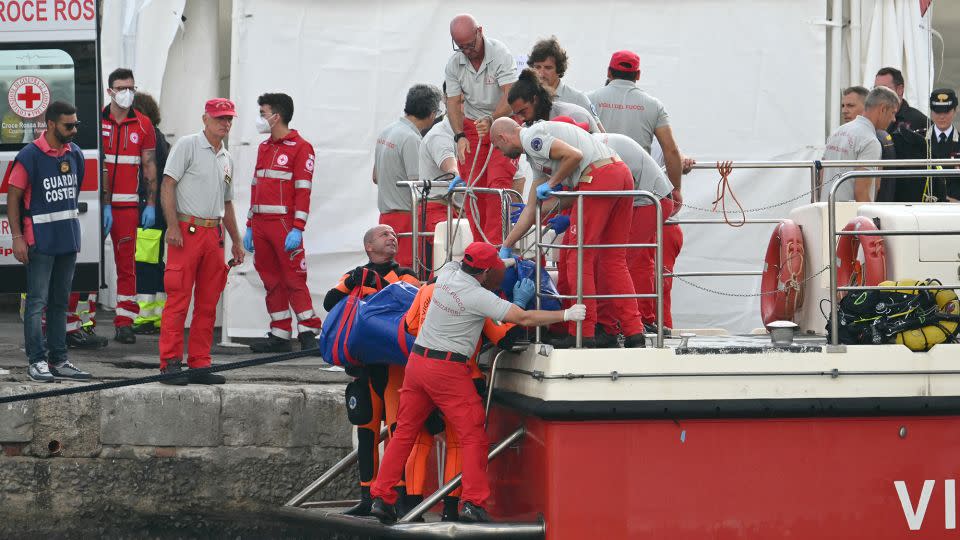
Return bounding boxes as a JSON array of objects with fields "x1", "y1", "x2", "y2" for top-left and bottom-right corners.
[
  {"x1": 829, "y1": 0, "x2": 843, "y2": 134},
  {"x1": 850, "y1": 0, "x2": 861, "y2": 86}
]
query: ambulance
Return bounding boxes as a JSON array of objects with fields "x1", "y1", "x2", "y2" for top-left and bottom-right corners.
[{"x1": 0, "y1": 0, "x2": 100, "y2": 293}]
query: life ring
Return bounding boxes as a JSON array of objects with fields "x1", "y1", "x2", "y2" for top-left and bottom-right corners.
[
  {"x1": 836, "y1": 216, "x2": 886, "y2": 296},
  {"x1": 760, "y1": 219, "x2": 805, "y2": 325}
]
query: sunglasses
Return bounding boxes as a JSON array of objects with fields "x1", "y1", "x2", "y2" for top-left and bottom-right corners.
[{"x1": 61, "y1": 121, "x2": 80, "y2": 130}]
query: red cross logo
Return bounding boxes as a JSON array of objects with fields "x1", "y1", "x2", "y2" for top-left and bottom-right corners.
[{"x1": 17, "y1": 85, "x2": 41, "y2": 109}]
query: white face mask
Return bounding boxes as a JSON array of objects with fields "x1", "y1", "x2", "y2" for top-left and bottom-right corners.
[
  {"x1": 255, "y1": 113, "x2": 276, "y2": 134},
  {"x1": 112, "y1": 88, "x2": 134, "y2": 109}
]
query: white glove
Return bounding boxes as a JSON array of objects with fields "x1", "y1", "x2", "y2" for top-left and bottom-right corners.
[{"x1": 563, "y1": 304, "x2": 587, "y2": 322}]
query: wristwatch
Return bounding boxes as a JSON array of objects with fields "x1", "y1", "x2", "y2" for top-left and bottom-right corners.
[{"x1": 454, "y1": 132, "x2": 466, "y2": 143}]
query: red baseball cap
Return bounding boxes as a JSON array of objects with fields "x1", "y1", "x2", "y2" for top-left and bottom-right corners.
[
  {"x1": 552, "y1": 115, "x2": 590, "y2": 132},
  {"x1": 608, "y1": 50, "x2": 640, "y2": 73},
  {"x1": 463, "y1": 242, "x2": 505, "y2": 271},
  {"x1": 205, "y1": 98, "x2": 237, "y2": 118}
]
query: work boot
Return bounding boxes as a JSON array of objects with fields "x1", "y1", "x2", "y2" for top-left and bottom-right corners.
[
  {"x1": 369, "y1": 497, "x2": 398, "y2": 524},
  {"x1": 83, "y1": 327, "x2": 109, "y2": 348},
  {"x1": 441, "y1": 496, "x2": 460, "y2": 522},
  {"x1": 297, "y1": 331, "x2": 318, "y2": 352},
  {"x1": 550, "y1": 334, "x2": 595, "y2": 349},
  {"x1": 50, "y1": 360, "x2": 92, "y2": 380},
  {"x1": 249, "y1": 333, "x2": 292, "y2": 353},
  {"x1": 459, "y1": 501, "x2": 492, "y2": 523},
  {"x1": 188, "y1": 370, "x2": 226, "y2": 385},
  {"x1": 114, "y1": 325, "x2": 136, "y2": 344},
  {"x1": 159, "y1": 359, "x2": 189, "y2": 386},
  {"x1": 132, "y1": 321, "x2": 159, "y2": 335},
  {"x1": 343, "y1": 486, "x2": 372, "y2": 516},
  {"x1": 595, "y1": 326, "x2": 620, "y2": 349},
  {"x1": 399, "y1": 493, "x2": 424, "y2": 522},
  {"x1": 624, "y1": 333, "x2": 646, "y2": 348},
  {"x1": 66, "y1": 331, "x2": 96, "y2": 350},
  {"x1": 644, "y1": 322, "x2": 672, "y2": 337}
]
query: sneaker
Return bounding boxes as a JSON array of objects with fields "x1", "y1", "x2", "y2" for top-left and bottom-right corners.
[
  {"x1": 114, "y1": 326, "x2": 136, "y2": 344},
  {"x1": 160, "y1": 359, "x2": 189, "y2": 386},
  {"x1": 132, "y1": 321, "x2": 159, "y2": 335},
  {"x1": 28, "y1": 361, "x2": 55, "y2": 382},
  {"x1": 459, "y1": 501, "x2": 492, "y2": 523},
  {"x1": 369, "y1": 497, "x2": 398, "y2": 525},
  {"x1": 644, "y1": 322, "x2": 672, "y2": 337},
  {"x1": 83, "y1": 327, "x2": 109, "y2": 348},
  {"x1": 624, "y1": 333, "x2": 646, "y2": 348},
  {"x1": 50, "y1": 360, "x2": 92, "y2": 380},
  {"x1": 297, "y1": 331, "x2": 318, "y2": 352},
  {"x1": 188, "y1": 370, "x2": 226, "y2": 385},
  {"x1": 249, "y1": 333, "x2": 292, "y2": 353}
]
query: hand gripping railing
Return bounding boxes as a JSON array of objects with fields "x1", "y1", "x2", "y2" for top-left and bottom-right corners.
[
  {"x1": 398, "y1": 180, "x2": 522, "y2": 278},
  {"x1": 533, "y1": 189, "x2": 665, "y2": 348},
  {"x1": 826, "y1": 168, "x2": 960, "y2": 347}
]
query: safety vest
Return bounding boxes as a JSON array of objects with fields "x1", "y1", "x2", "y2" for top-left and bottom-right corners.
[
  {"x1": 102, "y1": 107, "x2": 154, "y2": 207},
  {"x1": 334, "y1": 263, "x2": 420, "y2": 298},
  {"x1": 248, "y1": 130, "x2": 315, "y2": 230},
  {"x1": 14, "y1": 142, "x2": 83, "y2": 255}
]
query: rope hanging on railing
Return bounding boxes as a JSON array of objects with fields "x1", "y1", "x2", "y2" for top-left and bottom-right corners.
[{"x1": 712, "y1": 160, "x2": 746, "y2": 227}]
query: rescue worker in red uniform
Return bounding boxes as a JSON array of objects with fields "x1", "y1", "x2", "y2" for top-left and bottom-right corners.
[
  {"x1": 101, "y1": 68, "x2": 159, "y2": 344},
  {"x1": 323, "y1": 224, "x2": 420, "y2": 516},
  {"x1": 157, "y1": 98, "x2": 245, "y2": 385},
  {"x1": 495, "y1": 117, "x2": 646, "y2": 348},
  {"x1": 242, "y1": 93, "x2": 322, "y2": 352},
  {"x1": 369, "y1": 242, "x2": 585, "y2": 524},
  {"x1": 445, "y1": 14, "x2": 519, "y2": 244},
  {"x1": 400, "y1": 277, "x2": 529, "y2": 521}
]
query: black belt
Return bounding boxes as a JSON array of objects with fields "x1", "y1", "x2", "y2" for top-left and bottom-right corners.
[{"x1": 412, "y1": 344, "x2": 469, "y2": 363}]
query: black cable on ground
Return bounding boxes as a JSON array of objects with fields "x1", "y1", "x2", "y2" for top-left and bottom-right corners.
[{"x1": 0, "y1": 348, "x2": 320, "y2": 405}]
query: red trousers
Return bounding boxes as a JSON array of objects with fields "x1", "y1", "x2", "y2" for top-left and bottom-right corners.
[
  {"x1": 251, "y1": 217, "x2": 321, "y2": 338},
  {"x1": 371, "y1": 353, "x2": 489, "y2": 507},
  {"x1": 459, "y1": 118, "x2": 517, "y2": 245},
  {"x1": 560, "y1": 162, "x2": 643, "y2": 337},
  {"x1": 111, "y1": 206, "x2": 139, "y2": 327},
  {"x1": 629, "y1": 199, "x2": 683, "y2": 328},
  {"x1": 418, "y1": 201, "x2": 449, "y2": 275},
  {"x1": 159, "y1": 222, "x2": 227, "y2": 369},
  {"x1": 379, "y1": 211, "x2": 413, "y2": 268}
]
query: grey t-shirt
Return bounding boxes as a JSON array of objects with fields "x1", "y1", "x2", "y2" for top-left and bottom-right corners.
[
  {"x1": 419, "y1": 118, "x2": 457, "y2": 201},
  {"x1": 555, "y1": 79, "x2": 599, "y2": 119},
  {"x1": 163, "y1": 131, "x2": 234, "y2": 218},
  {"x1": 415, "y1": 261, "x2": 514, "y2": 357},
  {"x1": 444, "y1": 37, "x2": 518, "y2": 120},
  {"x1": 588, "y1": 80, "x2": 669, "y2": 152},
  {"x1": 374, "y1": 117, "x2": 422, "y2": 213},
  {"x1": 550, "y1": 101, "x2": 601, "y2": 133},
  {"x1": 520, "y1": 121, "x2": 615, "y2": 188},
  {"x1": 595, "y1": 132, "x2": 672, "y2": 206},
  {"x1": 821, "y1": 115, "x2": 882, "y2": 201}
]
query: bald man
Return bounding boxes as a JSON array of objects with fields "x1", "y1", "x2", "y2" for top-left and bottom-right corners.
[
  {"x1": 493, "y1": 117, "x2": 645, "y2": 348},
  {"x1": 445, "y1": 14, "x2": 519, "y2": 244}
]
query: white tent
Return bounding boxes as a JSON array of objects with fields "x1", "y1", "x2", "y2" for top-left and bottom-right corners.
[{"x1": 100, "y1": 0, "x2": 935, "y2": 335}]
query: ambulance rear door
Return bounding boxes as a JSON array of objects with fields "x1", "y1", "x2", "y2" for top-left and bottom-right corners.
[{"x1": 0, "y1": 1, "x2": 101, "y2": 293}]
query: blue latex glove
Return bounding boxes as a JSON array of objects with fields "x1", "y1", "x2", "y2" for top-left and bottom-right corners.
[
  {"x1": 512, "y1": 278, "x2": 536, "y2": 308},
  {"x1": 509, "y1": 203, "x2": 525, "y2": 224},
  {"x1": 140, "y1": 205, "x2": 156, "y2": 228},
  {"x1": 536, "y1": 182, "x2": 561, "y2": 200},
  {"x1": 284, "y1": 228, "x2": 303, "y2": 251},
  {"x1": 498, "y1": 246, "x2": 513, "y2": 260},
  {"x1": 447, "y1": 175, "x2": 465, "y2": 193},
  {"x1": 243, "y1": 227, "x2": 255, "y2": 253},
  {"x1": 548, "y1": 214, "x2": 571, "y2": 234},
  {"x1": 103, "y1": 205, "x2": 112, "y2": 234}
]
